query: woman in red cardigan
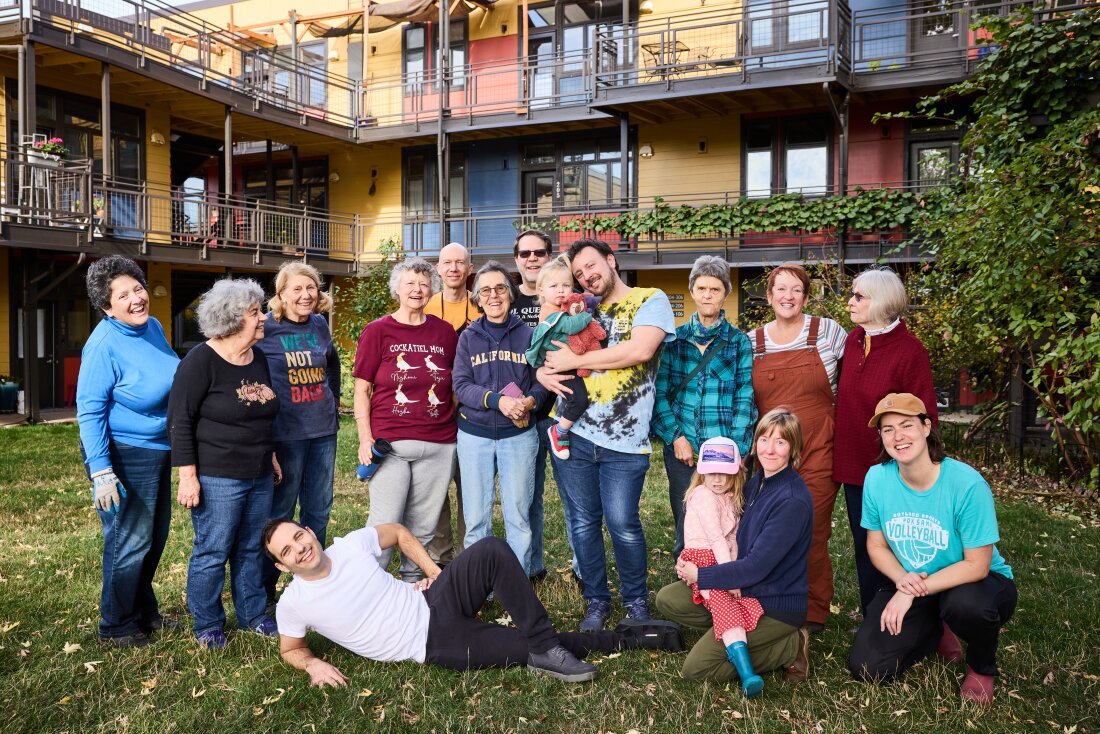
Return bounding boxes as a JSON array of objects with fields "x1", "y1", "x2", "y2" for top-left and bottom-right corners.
[{"x1": 833, "y1": 267, "x2": 938, "y2": 614}]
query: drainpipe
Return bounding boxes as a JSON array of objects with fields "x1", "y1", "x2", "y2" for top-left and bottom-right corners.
[
  {"x1": 437, "y1": 0, "x2": 449, "y2": 250},
  {"x1": 824, "y1": 82, "x2": 849, "y2": 279}
]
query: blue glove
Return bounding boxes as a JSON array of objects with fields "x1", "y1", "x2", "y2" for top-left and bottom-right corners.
[{"x1": 91, "y1": 468, "x2": 127, "y2": 515}]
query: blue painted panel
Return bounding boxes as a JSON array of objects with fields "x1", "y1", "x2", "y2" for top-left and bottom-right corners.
[{"x1": 466, "y1": 140, "x2": 520, "y2": 210}]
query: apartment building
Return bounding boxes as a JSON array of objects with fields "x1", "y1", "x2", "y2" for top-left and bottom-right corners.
[{"x1": 0, "y1": 0, "x2": 999, "y2": 418}]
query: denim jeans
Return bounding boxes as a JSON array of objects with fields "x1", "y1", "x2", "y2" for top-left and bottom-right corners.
[
  {"x1": 552, "y1": 432, "x2": 651, "y2": 603},
  {"x1": 187, "y1": 474, "x2": 273, "y2": 636},
  {"x1": 531, "y1": 417, "x2": 582, "y2": 579},
  {"x1": 662, "y1": 443, "x2": 697, "y2": 559},
  {"x1": 458, "y1": 428, "x2": 538, "y2": 575},
  {"x1": 263, "y1": 434, "x2": 337, "y2": 600},
  {"x1": 94, "y1": 442, "x2": 173, "y2": 638}
]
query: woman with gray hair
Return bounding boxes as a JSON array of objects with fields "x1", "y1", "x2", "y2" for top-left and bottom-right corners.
[
  {"x1": 77, "y1": 255, "x2": 180, "y2": 647},
  {"x1": 168, "y1": 278, "x2": 281, "y2": 649},
  {"x1": 833, "y1": 266, "x2": 938, "y2": 615},
  {"x1": 352, "y1": 257, "x2": 459, "y2": 581},
  {"x1": 652, "y1": 255, "x2": 756, "y2": 560},
  {"x1": 452, "y1": 261, "x2": 545, "y2": 573}
]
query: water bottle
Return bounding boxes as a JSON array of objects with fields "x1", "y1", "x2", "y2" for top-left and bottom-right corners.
[{"x1": 356, "y1": 438, "x2": 393, "y2": 482}]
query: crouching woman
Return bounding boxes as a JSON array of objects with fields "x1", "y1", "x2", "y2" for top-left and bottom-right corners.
[{"x1": 848, "y1": 393, "x2": 1017, "y2": 707}]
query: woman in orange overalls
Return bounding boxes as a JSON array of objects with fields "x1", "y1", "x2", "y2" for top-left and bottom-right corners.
[{"x1": 749, "y1": 264, "x2": 848, "y2": 632}]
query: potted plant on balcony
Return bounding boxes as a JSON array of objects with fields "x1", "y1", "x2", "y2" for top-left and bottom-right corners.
[{"x1": 28, "y1": 137, "x2": 70, "y2": 164}]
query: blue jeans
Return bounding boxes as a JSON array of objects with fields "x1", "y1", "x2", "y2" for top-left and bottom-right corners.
[
  {"x1": 263, "y1": 434, "x2": 337, "y2": 600},
  {"x1": 458, "y1": 428, "x2": 538, "y2": 576},
  {"x1": 532, "y1": 417, "x2": 581, "y2": 579},
  {"x1": 552, "y1": 432, "x2": 651, "y2": 603},
  {"x1": 94, "y1": 443, "x2": 172, "y2": 638},
  {"x1": 662, "y1": 443, "x2": 697, "y2": 559},
  {"x1": 187, "y1": 474, "x2": 273, "y2": 636}
]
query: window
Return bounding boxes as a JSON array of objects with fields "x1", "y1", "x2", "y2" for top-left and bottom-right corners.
[
  {"x1": 742, "y1": 115, "x2": 831, "y2": 197},
  {"x1": 521, "y1": 135, "x2": 628, "y2": 210},
  {"x1": 403, "y1": 20, "x2": 467, "y2": 90},
  {"x1": 907, "y1": 120, "x2": 961, "y2": 191},
  {"x1": 243, "y1": 160, "x2": 328, "y2": 210},
  {"x1": 402, "y1": 150, "x2": 467, "y2": 218},
  {"x1": 299, "y1": 42, "x2": 327, "y2": 108},
  {"x1": 748, "y1": 0, "x2": 829, "y2": 54}
]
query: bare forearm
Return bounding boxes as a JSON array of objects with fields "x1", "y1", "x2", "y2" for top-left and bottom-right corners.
[
  {"x1": 397, "y1": 526, "x2": 442, "y2": 578},
  {"x1": 923, "y1": 559, "x2": 989, "y2": 594},
  {"x1": 573, "y1": 339, "x2": 658, "y2": 371},
  {"x1": 867, "y1": 541, "x2": 908, "y2": 583},
  {"x1": 281, "y1": 643, "x2": 322, "y2": 673},
  {"x1": 353, "y1": 379, "x2": 373, "y2": 439}
]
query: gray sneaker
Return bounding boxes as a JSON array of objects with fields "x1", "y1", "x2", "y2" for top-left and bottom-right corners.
[
  {"x1": 579, "y1": 599, "x2": 611, "y2": 631},
  {"x1": 528, "y1": 644, "x2": 597, "y2": 683}
]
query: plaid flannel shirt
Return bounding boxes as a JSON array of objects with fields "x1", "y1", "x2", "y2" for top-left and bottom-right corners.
[{"x1": 651, "y1": 318, "x2": 757, "y2": 458}]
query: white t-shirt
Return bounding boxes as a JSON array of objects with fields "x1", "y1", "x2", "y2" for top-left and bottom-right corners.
[
  {"x1": 275, "y1": 528, "x2": 431, "y2": 663},
  {"x1": 750, "y1": 315, "x2": 847, "y2": 394}
]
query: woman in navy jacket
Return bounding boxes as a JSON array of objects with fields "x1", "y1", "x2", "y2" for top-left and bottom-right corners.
[{"x1": 453, "y1": 261, "x2": 547, "y2": 575}]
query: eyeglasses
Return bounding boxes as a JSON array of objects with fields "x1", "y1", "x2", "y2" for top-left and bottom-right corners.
[
  {"x1": 851, "y1": 291, "x2": 867, "y2": 302},
  {"x1": 477, "y1": 284, "x2": 510, "y2": 298},
  {"x1": 517, "y1": 248, "x2": 548, "y2": 259}
]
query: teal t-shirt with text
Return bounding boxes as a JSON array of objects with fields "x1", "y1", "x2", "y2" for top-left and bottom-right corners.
[{"x1": 862, "y1": 457, "x2": 1013, "y2": 579}]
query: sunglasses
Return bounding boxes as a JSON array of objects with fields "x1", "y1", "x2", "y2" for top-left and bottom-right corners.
[{"x1": 517, "y1": 248, "x2": 549, "y2": 259}]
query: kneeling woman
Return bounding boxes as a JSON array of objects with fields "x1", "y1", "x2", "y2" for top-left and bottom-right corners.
[{"x1": 849, "y1": 393, "x2": 1016, "y2": 706}]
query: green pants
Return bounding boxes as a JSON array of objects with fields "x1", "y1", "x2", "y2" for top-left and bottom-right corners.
[{"x1": 655, "y1": 581, "x2": 799, "y2": 682}]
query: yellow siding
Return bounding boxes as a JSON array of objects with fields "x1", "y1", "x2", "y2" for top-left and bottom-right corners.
[
  {"x1": 637, "y1": 116, "x2": 740, "y2": 203},
  {"x1": 635, "y1": 268, "x2": 740, "y2": 327},
  {"x1": 146, "y1": 105, "x2": 172, "y2": 245},
  {"x1": 327, "y1": 145, "x2": 403, "y2": 262},
  {"x1": 146, "y1": 261, "x2": 174, "y2": 346},
  {"x1": 0, "y1": 249, "x2": 10, "y2": 376},
  {"x1": 469, "y1": 0, "x2": 516, "y2": 42}
]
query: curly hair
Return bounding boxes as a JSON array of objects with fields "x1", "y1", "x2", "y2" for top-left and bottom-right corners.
[
  {"x1": 196, "y1": 278, "x2": 266, "y2": 339},
  {"x1": 268, "y1": 261, "x2": 333, "y2": 321},
  {"x1": 85, "y1": 255, "x2": 147, "y2": 312},
  {"x1": 388, "y1": 257, "x2": 441, "y2": 300}
]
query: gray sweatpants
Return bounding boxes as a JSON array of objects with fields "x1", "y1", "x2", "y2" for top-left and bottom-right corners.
[{"x1": 365, "y1": 439, "x2": 457, "y2": 581}]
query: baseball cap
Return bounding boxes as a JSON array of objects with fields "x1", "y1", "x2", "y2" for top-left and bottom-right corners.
[
  {"x1": 696, "y1": 437, "x2": 742, "y2": 475},
  {"x1": 867, "y1": 392, "x2": 928, "y2": 428}
]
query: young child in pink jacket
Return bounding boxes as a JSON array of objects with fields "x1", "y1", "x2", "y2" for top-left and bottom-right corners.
[{"x1": 680, "y1": 436, "x2": 766, "y2": 698}]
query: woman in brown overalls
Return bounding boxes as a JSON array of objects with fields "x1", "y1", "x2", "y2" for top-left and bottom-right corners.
[{"x1": 749, "y1": 264, "x2": 848, "y2": 632}]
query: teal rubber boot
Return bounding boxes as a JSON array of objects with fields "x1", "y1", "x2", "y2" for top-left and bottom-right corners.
[{"x1": 726, "y1": 641, "x2": 765, "y2": 698}]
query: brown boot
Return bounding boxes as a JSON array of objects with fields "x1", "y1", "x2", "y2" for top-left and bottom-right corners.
[
  {"x1": 960, "y1": 667, "x2": 995, "y2": 706},
  {"x1": 782, "y1": 627, "x2": 811, "y2": 683}
]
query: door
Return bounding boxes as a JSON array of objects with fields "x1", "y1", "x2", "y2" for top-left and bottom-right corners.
[
  {"x1": 17, "y1": 304, "x2": 57, "y2": 408},
  {"x1": 523, "y1": 171, "x2": 557, "y2": 217},
  {"x1": 909, "y1": 0, "x2": 962, "y2": 64}
]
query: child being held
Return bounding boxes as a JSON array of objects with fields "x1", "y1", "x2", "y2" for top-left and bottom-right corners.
[
  {"x1": 681, "y1": 436, "x2": 767, "y2": 698},
  {"x1": 525, "y1": 255, "x2": 605, "y2": 460}
]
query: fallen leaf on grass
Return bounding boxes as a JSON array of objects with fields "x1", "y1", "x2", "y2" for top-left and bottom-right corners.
[
  {"x1": 252, "y1": 707, "x2": 264, "y2": 716},
  {"x1": 63, "y1": 642, "x2": 82, "y2": 654},
  {"x1": 83, "y1": 660, "x2": 102, "y2": 673},
  {"x1": 191, "y1": 688, "x2": 205, "y2": 698},
  {"x1": 261, "y1": 688, "x2": 286, "y2": 705},
  {"x1": 357, "y1": 689, "x2": 373, "y2": 698},
  {"x1": 1043, "y1": 672, "x2": 1055, "y2": 685},
  {"x1": 141, "y1": 678, "x2": 157, "y2": 695},
  {"x1": 1008, "y1": 690, "x2": 1023, "y2": 700},
  {"x1": 57, "y1": 696, "x2": 72, "y2": 705},
  {"x1": 893, "y1": 710, "x2": 908, "y2": 717},
  {"x1": 1, "y1": 621, "x2": 19, "y2": 633}
]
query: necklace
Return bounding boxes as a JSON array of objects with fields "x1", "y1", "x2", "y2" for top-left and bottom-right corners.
[{"x1": 443, "y1": 292, "x2": 471, "y2": 328}]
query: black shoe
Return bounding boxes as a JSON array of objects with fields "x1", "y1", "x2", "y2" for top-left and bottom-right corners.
[
  {"x1": 145, "y1": 617, "x2": 181, "y2": 632},
  {"x1": 98, "y1": 631, "x2": 153, "y2": 648},
  {"x1": 529, "y1": 569, "x2": 548, "y2": 584},
  {"x1": 803, "y1": 621, "x2": 825, "y2": 635},
  {"x1": 614, "y1": 619, "x2": 684, "y2": 653},
  {"x1": 528, "y1": 644, "x2": 598, "y2": 683}
]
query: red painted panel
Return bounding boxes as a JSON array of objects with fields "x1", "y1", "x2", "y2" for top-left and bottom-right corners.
[{"x1": 847, "y1": 104, "x2": 906, "y2": 188}]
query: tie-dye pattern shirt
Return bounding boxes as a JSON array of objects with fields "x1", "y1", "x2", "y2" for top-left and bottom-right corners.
[{"x1": 571, "y1": 287, "x2": 675, "y2": 454}]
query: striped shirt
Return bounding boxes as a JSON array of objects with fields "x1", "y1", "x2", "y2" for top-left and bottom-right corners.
[
  {"x1": 748, "y1": 315, "x2": 847, "y2": 394},
  {"x1": 651, "y1": 318, "x2": 757, "y2": 458}
]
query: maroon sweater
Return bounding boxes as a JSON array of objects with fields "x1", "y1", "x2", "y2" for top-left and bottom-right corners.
[{"x1": 832, "y1": 320, "x2": 938, "y2": 486}]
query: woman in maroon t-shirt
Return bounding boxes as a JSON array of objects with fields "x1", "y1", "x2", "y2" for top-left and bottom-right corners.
[{"x1": 352, "y1": 258, "x2": 459, "y2": 581}]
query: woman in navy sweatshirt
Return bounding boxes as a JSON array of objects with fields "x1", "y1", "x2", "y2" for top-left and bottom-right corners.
[
  {"x1": 656, "y1": 408, "x2": 814, "y2": 685},
  {"x1": 452, "y1": 261, "x2": 546, "y2": 576},
  {"x1": 78, "y1": 255, "x2": 180, "y2": 648}
]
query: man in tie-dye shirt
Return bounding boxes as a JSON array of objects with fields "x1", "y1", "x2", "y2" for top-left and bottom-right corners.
[{"x1": 539, "y1": 239, "x2": 675, "y2": 632}]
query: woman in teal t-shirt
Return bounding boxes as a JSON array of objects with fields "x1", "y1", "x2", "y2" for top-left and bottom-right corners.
[{"x1": 848, "y1": 393, "x2": 1016, "y2": 708}]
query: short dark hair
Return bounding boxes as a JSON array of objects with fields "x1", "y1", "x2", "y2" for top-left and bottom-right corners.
[
  {"x1": 85, "y1": 255, "x2": 147, "y2": 312},
  {"x1": 513, "y1": 229, "x2": 552, "y2": 258},
  {"x1": 260, "y1": 517, "x2": 305, "y2": 563},
  {"x1": 565, "y1": 238, "x2": 617, "y2": 272},
  {"x1": 876, "y1": 414, "x2": 947, "y2": 464}
]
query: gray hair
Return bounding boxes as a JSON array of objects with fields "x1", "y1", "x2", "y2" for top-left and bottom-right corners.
[
  {"x1": 688, "y1": 255, "x2": 732, "y2": 297},
  {"x1": 196, "y1": 278, "x2": 266, "y2": 339},
  {"x1": 388, "y1": 257, "x2": 441, "y2": 300},
  {"x1": 471, "y1": 261, "x2": 518, "y2": 310},
  {"x1": 86, "y1": 255, "x2": 146, "y2": 312},
  {"x1": 853, "y1": 267, "x2": 909, "y2": 323}
]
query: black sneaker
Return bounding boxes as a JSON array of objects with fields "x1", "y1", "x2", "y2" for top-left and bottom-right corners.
[
  {"x1": 528, "y1": 644, "x2": 597, "y2": 683},
  {"x1": 622, "y1": 597, "x2": 652, "y2": 621},
  {"x1": 614, "y1": 619, "x2": 684, "y2": 653},
  {"x1": 98, "y1": 631, "x2": 153, "y2": 648}
]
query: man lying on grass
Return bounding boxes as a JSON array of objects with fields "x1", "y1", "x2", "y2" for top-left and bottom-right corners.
[{"x1": 261, "y1": 519, "x2": 683, "y2": 686}]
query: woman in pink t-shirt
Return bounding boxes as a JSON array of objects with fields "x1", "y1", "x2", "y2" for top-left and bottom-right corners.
[{"x1": 352, "y1": 258, "x2": 459, "y2": 581}]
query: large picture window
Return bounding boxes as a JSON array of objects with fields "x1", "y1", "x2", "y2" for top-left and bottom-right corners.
[
  {"x1": 742, "y1": 115, "x2": 831, "y2": 196},
  {"x1": 403, "y1": 20, "x2": 467, "y2": 91}
]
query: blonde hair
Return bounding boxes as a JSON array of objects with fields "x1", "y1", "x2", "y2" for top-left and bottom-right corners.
[
  {"x1": 853, "y1": 267, "x2": 908, "y2": 324},
  {"x1": 268, "y1": 262, "x2": 333, "y2": 321},
  {"x1": 753, "y1": 408, "x2": 804, "y2": 470},
  {"x1": 534, "y1": 254, "x2": 575, "y2": 305},
  {"x1": 684, "y1": 467, "x2": 747, "y2": 515}
]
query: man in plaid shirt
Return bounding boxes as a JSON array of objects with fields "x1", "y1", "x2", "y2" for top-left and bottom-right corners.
[{"x1": 651, "y1": 256, "x2": 757, "y2": 559}]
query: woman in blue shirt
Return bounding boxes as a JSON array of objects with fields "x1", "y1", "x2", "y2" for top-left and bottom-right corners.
[
  {"x1": 77, "y1": 255, "x2": 180, "y2": 647},
  {"x1": 849, "y1": 393, "x2": 1017, "y2": 707}
]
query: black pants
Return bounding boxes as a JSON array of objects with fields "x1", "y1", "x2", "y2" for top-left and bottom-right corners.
[
  {"x1": 844, "y1": 483, "x2": 893, "y2": 612},
  {"x1": 423, "y1": 537, "x2": 620, "y2": 670},
  {"x1": 849, "y1": 572, "x2": 1017, "y2": 681},
  {"x1": 556, "y1": 373, "x2": 590, "y2": 424}
]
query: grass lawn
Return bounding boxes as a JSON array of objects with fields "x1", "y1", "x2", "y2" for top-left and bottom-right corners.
[{"x1": 0, "y1": 419, "x2": 1097, "y2": 733}]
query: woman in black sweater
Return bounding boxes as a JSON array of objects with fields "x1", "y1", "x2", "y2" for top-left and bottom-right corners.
[{"x1": 169, "y1": 278, "x2": 281, "y2": 649}]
